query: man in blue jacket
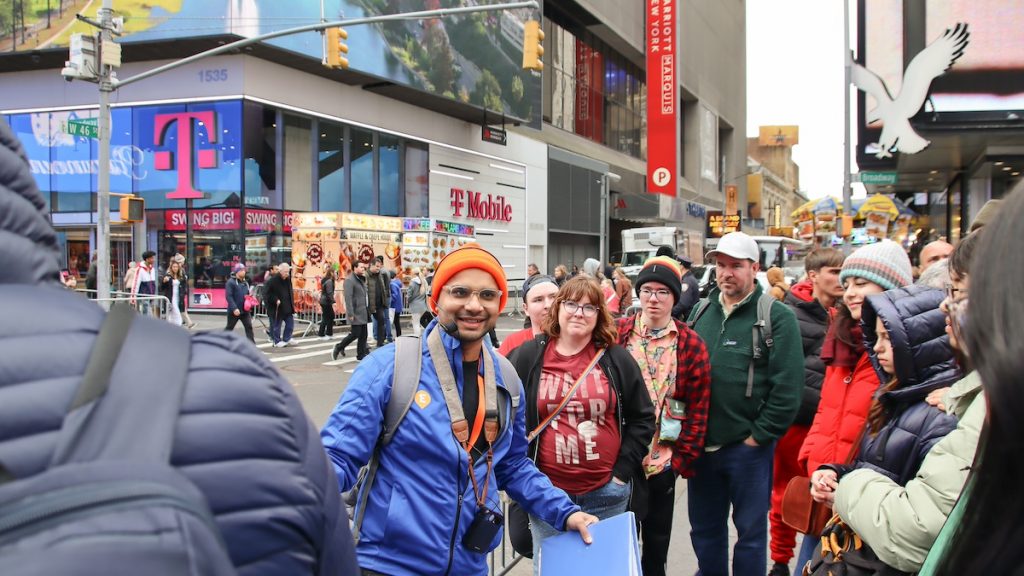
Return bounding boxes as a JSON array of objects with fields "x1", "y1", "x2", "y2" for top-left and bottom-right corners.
[{"x1": 322, "y1": 244, "x2": 598, "y2": 576}]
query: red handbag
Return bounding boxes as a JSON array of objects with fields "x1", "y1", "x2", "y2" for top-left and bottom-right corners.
[
  {"x1": 781, "y1": 476, "x2": 833, "y2": 535},
  {"x1": 243, "y1": 294, "x2": 260, "y2": 312}
]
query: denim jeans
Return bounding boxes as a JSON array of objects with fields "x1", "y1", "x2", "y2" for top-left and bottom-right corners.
[
  {"x1": 795, "y1": 532, "x2": 818, "y2": 574},
  {"x1": 270, "y1": 313, "x2": 294, "y2": 344},
  {"x1": 529, "y1": 478, "x2": 632, "y2": 575},
  {"x1": 687, "y1": 441, "x2": 775, "y2": 576}
]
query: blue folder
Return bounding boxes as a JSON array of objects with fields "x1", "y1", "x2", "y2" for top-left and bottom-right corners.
[{"x1": 537, "y1": 511, "x2": 641, "y2": 576}]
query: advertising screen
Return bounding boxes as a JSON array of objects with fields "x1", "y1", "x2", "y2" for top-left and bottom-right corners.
[{"x1": 3, "y1": 0, "x2": 542, "y2": 127}]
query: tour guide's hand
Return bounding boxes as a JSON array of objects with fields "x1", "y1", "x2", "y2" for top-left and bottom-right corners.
[{"x1": 565, "y1": 511, "x2": 599, "y2": 544}]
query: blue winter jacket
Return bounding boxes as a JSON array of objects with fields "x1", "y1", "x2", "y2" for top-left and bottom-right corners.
[
  {"x1": 321, "y1": 321, "x2": 580, "y2": 576},
  {"x1": 0, "y1": 118, "x2": 357, "y2": 576},
  {"x1": 830, "y1": 285, "x2": 960, "y2": 486},
  {"x1": 390, "y1": 277, "x2": 404, "y2": 314},
  {"x1": 225, "y1": 276, "x2": 249, "y2": 314}
]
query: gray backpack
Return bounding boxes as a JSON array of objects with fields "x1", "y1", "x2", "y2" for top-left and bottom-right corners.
[
  {"x1": 346, "y1": 335, "x2": 521, "y2": 543},
  {"x1": 0, "y1": 305, "x2": 236, "y2": 575},
  {"x1": 688, "y1": 293, "x2": 776, "y2": 398}
]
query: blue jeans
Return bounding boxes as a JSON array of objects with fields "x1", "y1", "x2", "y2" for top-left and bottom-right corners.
[
  {"x1": 795, "y1": 532, "x2": 818, "y2": 574},
  {"x1": 529, "y1": 478, "x2": 632, "y2": 574},
  {"x1": 687, "y1": 441, "x2": 775, "y2": 576},
  {"x1": 270, "y1": 313, "x2": 294, "y2": 344}
]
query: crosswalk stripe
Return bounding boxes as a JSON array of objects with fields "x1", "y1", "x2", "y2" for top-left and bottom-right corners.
[
  {"x1": 268, "y1": 348, "x2": 334, "y2": 363},
  {"x1": 323, "y1": 357, "x2": 358, "y2": 367}
]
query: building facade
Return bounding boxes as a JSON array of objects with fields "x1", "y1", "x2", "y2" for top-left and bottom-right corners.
[{"x1": 1, "y1": 0, "x2": 746, "y2": 305}]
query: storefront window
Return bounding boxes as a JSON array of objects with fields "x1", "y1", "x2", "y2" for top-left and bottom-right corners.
[
  {"x1": 283, "y1": 113, "x2": 313, "y2": 212},
  {"x1": 379, "y1": 133, "x2": 400, "y2": 216},
  {"x1": 404, "y1": 140, "x2": 429, "y2": 217},
  {"x1": 351, "y1": 127, "x2": 375, "y2": 214},
  {"x1": 243, "y1": 103, "x2": 281, "y2": 209},
  {"x1": 6, "y1": 113, "x2": 52, "y2": 211},
  {"x1": 318, "y1": 120, "x2": 346, "y2": 211}
]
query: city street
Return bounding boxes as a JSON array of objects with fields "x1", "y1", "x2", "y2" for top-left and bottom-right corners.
[{"x1": 191, "y1": 310, "x2": 803, "y2": 576}]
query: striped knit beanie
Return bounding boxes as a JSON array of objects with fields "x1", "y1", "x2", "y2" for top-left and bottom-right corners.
[
  {"x1": 635, "y1": 256, "x2": 683, "y2": 304},
  {"x1": 839, "y1": 239, "x2": 913, "y2": 291}
]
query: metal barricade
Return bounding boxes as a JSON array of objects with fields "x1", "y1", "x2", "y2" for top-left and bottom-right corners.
[
  {"x1": 75, "y1": 288, "x2": 172, "y2": 318},
  {"x1": 505, "y1": 280, "x2": 525, "y2": 319},
  {"x1": 488, "y1": 494, "x2": 525, "y2": 576}
]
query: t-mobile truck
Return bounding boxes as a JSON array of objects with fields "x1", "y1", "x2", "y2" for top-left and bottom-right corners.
[{"x1": 614, "y1": 227, "x2": 685, "y2": 276}]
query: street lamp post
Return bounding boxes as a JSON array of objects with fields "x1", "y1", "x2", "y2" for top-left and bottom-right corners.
[
  {"x1": 96, "y1": 0, "x2": 114, "y2": 302},
  {"x1": 599, "y1": 171, "x2": 621, "y2": 267}
]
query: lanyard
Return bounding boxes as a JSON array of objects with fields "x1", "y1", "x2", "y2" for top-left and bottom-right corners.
[{"x1": 427, "y1": 328, "x2": 498, "y2": 507}]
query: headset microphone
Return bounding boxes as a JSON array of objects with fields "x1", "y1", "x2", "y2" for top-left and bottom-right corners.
[{"x1": 431, "y1": 298, "x2": 461, "y2": 338}]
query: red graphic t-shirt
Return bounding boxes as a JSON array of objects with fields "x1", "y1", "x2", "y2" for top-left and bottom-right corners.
[{"x1": 535, "y1": 341, "x2": 620, "y2": 494}]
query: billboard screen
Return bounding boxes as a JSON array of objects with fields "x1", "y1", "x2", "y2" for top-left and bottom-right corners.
[
  {"x1": 860, "y1": 0, "x2": 1024, "y2": 122},
  {"x1": 2, "y1": 0, "x2": 542, "y2": 127}
]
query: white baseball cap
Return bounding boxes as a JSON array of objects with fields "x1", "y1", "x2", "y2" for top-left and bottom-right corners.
[{"x1": 705, "y1": 232, "x2": 760, "y2": 262}]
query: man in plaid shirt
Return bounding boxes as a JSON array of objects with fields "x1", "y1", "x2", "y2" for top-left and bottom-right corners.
[{"x1": 617, "y1": 256, "x2": 711, "y2": 576}]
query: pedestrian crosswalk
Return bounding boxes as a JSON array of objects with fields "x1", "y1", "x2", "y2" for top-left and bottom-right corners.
[{"x1": 256, "y1": 326, "x2": 525, "y2": 370}]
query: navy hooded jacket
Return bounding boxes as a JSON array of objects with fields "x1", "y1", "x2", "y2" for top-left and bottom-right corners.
[
  {"x1": 0, "y1": 119, "x2": 357, "y2": 575},
  {"x1": 831, "y1": 285, "x2": 960, "y2": 486}
]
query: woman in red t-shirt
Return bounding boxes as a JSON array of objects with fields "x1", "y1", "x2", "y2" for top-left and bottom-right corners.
[{"x1": 507, "y1": 275, "x2": 655, "y2": 563}]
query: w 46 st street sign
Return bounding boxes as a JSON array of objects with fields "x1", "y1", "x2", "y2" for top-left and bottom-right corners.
[{"x1": 65, "y1": 118, "x2": 99, "y2": 139}]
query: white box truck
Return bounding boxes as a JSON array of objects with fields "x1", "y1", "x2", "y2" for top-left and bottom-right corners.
[{"x1": 615, "y1": 227, "x2": 685, "y2": 277}]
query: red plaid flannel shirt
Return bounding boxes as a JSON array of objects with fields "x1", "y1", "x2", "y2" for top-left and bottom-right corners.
[{"x1": 617, "y1": 315, "x2": 711, "y2": 478}]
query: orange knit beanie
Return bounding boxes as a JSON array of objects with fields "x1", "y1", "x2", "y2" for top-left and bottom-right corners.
[{"x1": 429, "y1": 243, "x2": 508, "y2": 312}]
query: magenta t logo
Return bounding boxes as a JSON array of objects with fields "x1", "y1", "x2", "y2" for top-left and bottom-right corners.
[{"x1": 154, "y1": 111, "x2": 218, "y2": 200}]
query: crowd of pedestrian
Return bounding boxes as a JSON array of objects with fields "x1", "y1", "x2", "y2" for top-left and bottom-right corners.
[{"x1": 3, "y1": 110, "x2": 1023, "y2": 575}]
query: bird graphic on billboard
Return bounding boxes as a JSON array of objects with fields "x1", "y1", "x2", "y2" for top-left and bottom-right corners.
[{"x1": 853, "y1": 23, "x2": 969, "y2": 159}]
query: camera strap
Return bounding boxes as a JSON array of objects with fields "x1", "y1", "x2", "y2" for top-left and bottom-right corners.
[{"x1": 428, "y1": 328, "x2": 498, "y2": 507}]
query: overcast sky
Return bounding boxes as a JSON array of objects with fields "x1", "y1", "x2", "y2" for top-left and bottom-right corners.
[{"x1": 747, "y1": 0, "x2": 865, "y2": 200}]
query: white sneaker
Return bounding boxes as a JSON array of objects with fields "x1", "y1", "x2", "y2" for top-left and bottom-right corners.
[
  {"x1": 274, "y1": 341, "x2": 287, "y2": 348},
  {"x1": 319, "y1": 336, "x2": 330, "y2": 341},
  {"x1": 284, "y1": 340, "x2": 295, "y2": 346}
]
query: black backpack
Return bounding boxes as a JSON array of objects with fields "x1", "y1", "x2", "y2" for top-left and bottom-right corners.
[{"x1": 0, "y1": 305, "x2": 236, "y2": 575}]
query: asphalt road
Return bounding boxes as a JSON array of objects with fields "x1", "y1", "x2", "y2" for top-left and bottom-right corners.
[{"x1": 190, "y1": 310, "x2": 804, "y2": 576}]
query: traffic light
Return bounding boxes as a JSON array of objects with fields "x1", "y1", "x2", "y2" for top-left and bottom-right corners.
[
  {"x1": 325, "y1": 27, "x2": 349, "y2": 69},
  {"x1": 522, "y1": 20, "x2": 544, "y2": 71},
  {"x1": 119, "y1": 196, "x2": 145, "y2": 222}
]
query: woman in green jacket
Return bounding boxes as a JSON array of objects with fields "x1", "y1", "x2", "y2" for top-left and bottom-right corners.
[
  {"x1": 831, "y1": 231, "x2": 984, "y2": 573},
  {"x1": 916, "y1": 187, "x2": 1024, "y2": 575}
]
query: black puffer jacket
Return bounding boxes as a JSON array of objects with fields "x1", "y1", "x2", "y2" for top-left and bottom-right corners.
[
  {"x1": 831, "y1": 285, "x2": 960, "y2": 486},
  {"x1": 783, "y1": 282, "x2": 830, "y2": 425},
  {"x1": 0, "y1": 120, "x2": 357, "y2": 575}
]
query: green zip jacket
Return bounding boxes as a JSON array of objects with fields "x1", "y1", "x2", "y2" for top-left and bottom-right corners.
[{"x1": 688, "y1": 284, "x2": 803, "y2": 447}]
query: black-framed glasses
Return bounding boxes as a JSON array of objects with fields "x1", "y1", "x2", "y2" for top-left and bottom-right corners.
[
  {"x1": 944, "y1": 283, "x2": 968, "y2": 305},
  {"x1": 639, "y1": 287, "x2": 672, "y2": 300},
  {"x1": 562, "y1": 300, "x2": 598, "y2": 317},
  {"x1": 442, "y1": 285, "x2": 503, "y2": 303}
]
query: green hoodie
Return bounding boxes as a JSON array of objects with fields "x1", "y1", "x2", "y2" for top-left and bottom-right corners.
[{"x1": 688, "y1": 284, "x2": 803, "y2": 447}]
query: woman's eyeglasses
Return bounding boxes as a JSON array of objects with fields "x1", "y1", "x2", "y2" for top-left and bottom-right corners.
[{"x1": 562, "y1": 300, "x2": 599, "y2": 317}]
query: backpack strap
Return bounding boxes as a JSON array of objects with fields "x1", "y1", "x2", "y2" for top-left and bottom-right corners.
[
  {"x1": 49, "y1": 304, "x2": 191, "y2": 466},
  {"x1": 686, "y1": 298, "x2": 711, "y2": 328},
  {"x1": 352, "y1": 335, "x2": 423, "y2": 543},
  {"x1": 746, "y1": 293, "x2": 777, "y2": 398},
  {"x1": 382, "y1": 336, "x2": 423, "y2": 446},
  {"x1": 494, "y1": 353, "x2": 521, "y2": 412}
]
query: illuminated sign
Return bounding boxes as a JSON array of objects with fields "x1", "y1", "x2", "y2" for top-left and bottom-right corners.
[
  {"x1": 707, "y1": 210, "x2": 742, "y2": 238},
  {"x1": 154, "y1": 111, "x2": 220, "y2": 200}
]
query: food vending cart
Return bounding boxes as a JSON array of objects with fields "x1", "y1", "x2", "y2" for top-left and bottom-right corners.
[
  {"x1": 291, "y1": 212, "x2": 403, "y2": 318},
  {"x1": 400, "y1": 218, "x2": 476, "y2": 275}
]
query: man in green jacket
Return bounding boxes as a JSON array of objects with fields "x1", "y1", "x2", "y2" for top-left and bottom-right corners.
[{"x1": 687, "y1": 232, "x2": 803, "y2": 576}]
